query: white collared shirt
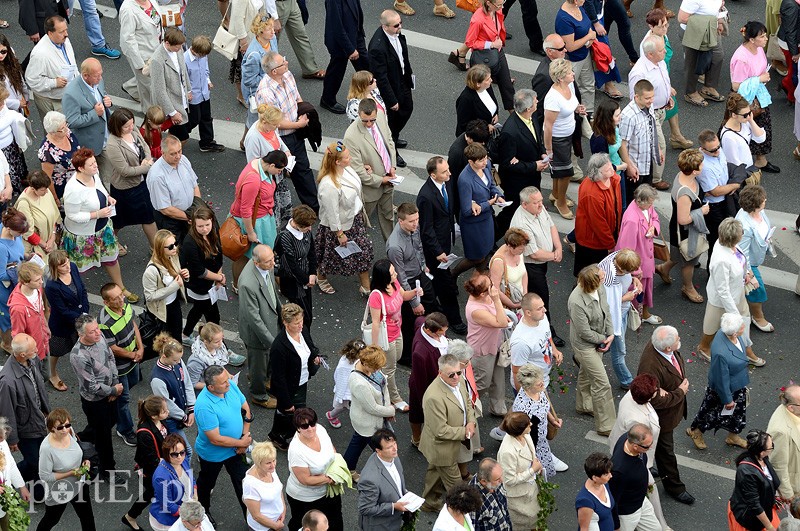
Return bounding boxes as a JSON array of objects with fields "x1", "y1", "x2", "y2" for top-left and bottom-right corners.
[
  {"x1": 383, "y1": 30, "x2": 405, "y2": 74},
  {"x1": 441, "y1": 377, "x2": 467, "y2": 425},
  {"x1": 378, "y1": 456, "x2": 403, "y2": 495},
  {"x1": 287, "y1": 221, "x2": 305, "y2": 241},
  {"x1": 421, "y1": 329, "x2": 448, "y2": 356}
]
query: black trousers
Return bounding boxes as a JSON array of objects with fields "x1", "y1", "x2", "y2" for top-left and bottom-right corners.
[
  {"x1": 280, "y1": 132, "x2": 320, "y2": 211},
  {"x1": 196, "y1": 454, "x2": 248, "y2": 517},
  {"x1": 187, "y1": 99, "x2": 215, "y2": 148},
  {"x1": 168, "y1": 119, "x2": 190, "y2": 142},
  {"x1": 269, "y1": 384, "x2": 307, "y2": 443},
  {"x1": 503, "y1": 0, "x2": 544, "y2": 53},
  {"x1": 164, "y1": 298, "x2": 183, "y2": 344},
  {"x1": 287, "y1": 493, "x2": 343, "y2": 531},
  {"x1": 321, "y1": 45, "x2": 369, "y2": 105},
  {"x1": 36, "y1": 484, "x2": 96, "y2": 531},
  {"x1": 387, "y1": 84, "x2": 414, "y2": 142},
  {"x1": 624, "y1": 172, "x2": 653, "y2": 210},
  {"x1": 601, "y1": 0, "x2": 638, "y2": 62},
  {"x1": 705, "y1": 201, "x2": 732, "y2": 268},
  {"x1": 399, "y1": 272, "x2": 439, "y2": 364},
  {"x1": 431, "y1": 266, "x2": 464, "y2": 327},
  {"x1": 79, "y1": 397, "x2": 118, "y2": 475},
  {"x1": 279, "y1": 278, "x2": 313, "y2": 328},
  {"x1": 183, "y1": 295, "x2": 220, "y2": 337},
  {"x1": 153, "y1": 211, "x2": 189, "y2": 245},
  {"x1": 126, "y1": 473, "x2": 155, "y2": 518},
  {"x1": 654, "y1": 428, "x2": 686, "y2": 496},
  {"x1": 526, "y1": 262, "x2": 561, "y2": 336}
]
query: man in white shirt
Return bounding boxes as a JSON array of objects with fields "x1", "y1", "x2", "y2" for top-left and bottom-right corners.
[
  {"x1": 24, "y1": 16, "x2": 76, "y2": 127},
  {"x1": 357, "y1": 429, "x2": 409, "y2": 529},
  {"x1": 628, "y1": 34, "x2": 673, "y2": 190},
  {"x1": 509, "y1": 293, "x2": 562, "y2": 391},
  {"x1": 147, "y1": 135, "x2": 201, "y2": 243}
]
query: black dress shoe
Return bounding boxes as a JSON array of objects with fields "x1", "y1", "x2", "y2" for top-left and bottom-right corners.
[
  {"x1": 451, "y1": 322, "x2": 468, "y2": 336},
  {"x1": 268, "y1": 433, "x2": 289, "y2": 451},
  {"x1": 397, "y1": 357, "x2": 412, "y2": 368},
  {"x1": 396, "y1": 153, "x2": 407, "y2": 168},
  {"x1": 671, "y1": 491, "x2": 695, "y2": 505},
  {"x1": 759, "y1": 161, "x2": 780, "y2": 173},
  {"x1": 531, "y1": 48, "x2": 546, "y2": 57},
  {"x1": 319, "y1": 100, "x2": 346, "y2": 114},
  {"x1": 395, "y1": 138, "x2": 408, "y2": 148},
  {"x1": 551, "y1": 331, "x2": 565, "y2": 347}
]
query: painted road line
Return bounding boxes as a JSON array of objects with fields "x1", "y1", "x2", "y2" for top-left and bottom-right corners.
[{"x1": 585, "y1": 430, "x2": 736, "y2": 481}]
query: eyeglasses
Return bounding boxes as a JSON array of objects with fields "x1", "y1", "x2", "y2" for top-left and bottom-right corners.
[
  {"x1": 635, "y1": 442, "x2": 652, "y2": 450},
  {"x1": 703, "y1": 145, "x2": 721, "y2": 153},
  {"x1": 164, "y1": 243, "x2": 177, "y2": 250},
  {"x1": 360, "y1": 118, "x2": 377, "y2": 124},
  {"x1": 55, "y1": 423, "x2": 72, "y2": 431},
  {"x1": 353, "y1": 340, "x2": 366, "y2": 350},
  {"x1": 737, "y1": 111, "x2": 752, "y2": 118},
  {"x1": 446, "y1": 371, "x2": 463, "y2": 378},
  {"x1": 169, "y1": 450, "x2": 186, "y2": 458},
  {"x1": 298, "y1": 422, "x2": 316, "y2": 430}
]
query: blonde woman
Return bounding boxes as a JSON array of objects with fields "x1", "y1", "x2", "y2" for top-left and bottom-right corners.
[
  {"x1": 345, "y1": 70, "x2": 386, "y2": 123},
  {"x1": 243, "y1": 441, "x2": 287, "y2": 531},
  {"x1": 241, "y1": 14, "x2": 279, "y2": 129},
  {"x1": 314, "y1": 141, "x2": 374, "y2": 295},
  {"x1": 143, "y1": 230, "x2": 188, "y2": 342}
]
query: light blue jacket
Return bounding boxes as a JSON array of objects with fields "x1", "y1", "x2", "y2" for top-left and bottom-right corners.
[
  {"x1": 735, "y1": 209, "x2": 771, "y2": 267},
  {"x1": 708, "y1": 329, "x2": 750, "y2": 404},
  {"x1": 240, "y1": 36, "x2": 279, "y2": 103}
]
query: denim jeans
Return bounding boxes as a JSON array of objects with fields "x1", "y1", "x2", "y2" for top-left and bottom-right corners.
[
  {"x1": 76, "y1": 0, "x2": 107, "y2": 48},
  {"x1": 343, "y1": 432, "x2": 372, "y2": 471},
  {"x1": 609, "y1": 310, "x2": 633, "y2": 387},
  {"x1": 116, "y1": 364, "x2": 141, "y2": 436},
  {"x1": 164, "y1": 418, "x2": 193, "y2": 460}
]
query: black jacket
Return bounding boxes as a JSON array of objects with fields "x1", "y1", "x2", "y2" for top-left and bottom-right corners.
[
  {"x1": 368, "y1": 27, "x2": 413, "y2": 109},
  {"x1": 323, "y1": 0, "x2": 366, "y2": 57},
  {"x1": 18, "y1": 0, "x2": 68, "y2": 37},
  {"x1": 180, "y1": 234, "x2": 223, "y2": 296},
  {"x1": 269, "y1": 328, "x2": 320, "y2": 410},
  {"x1": 416, "y1": 178, "x2": 456, "y2": 269},
  {"x1": 730, "y1": 457, "x2": 781, "y2": 531},
  {"x1": 295, "y1": 102, "x2": 322, "y2": 151},
  {"x1": 455, "y1": 86, "x2": 498, "y2": 137},
  {"x1": 497, "y1": 112, "x2": 545, "y2": 199},
  {"x1": 779, "y1": 0, "x2": 800, "y2": 56},
  {"x1": 134, "y1": 418, "x2": 166, "y2": 478}
]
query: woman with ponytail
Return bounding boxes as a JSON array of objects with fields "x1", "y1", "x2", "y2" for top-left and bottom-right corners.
[{"x1": 720, "y1": 93, "x2": 767, "y2": 169}]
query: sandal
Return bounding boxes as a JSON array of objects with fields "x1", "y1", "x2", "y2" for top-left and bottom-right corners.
[
  {"x1": 555, "y1": 204, "x2": 574, "y2": 220},
  {"x1": 698, "y1": 88, "x2": 725, "y2": 102},
  {"x1": 433, "y1": 3, "x2": 455, "y2": 18},
  {"x1": 236, "y1": 96, "x2": 247, "y2": 108},
  {"x1": 394, "y1": 0, "x2": 416, "y2": 15},
  {"x1": 118, "y1": 244, "x2": 128, "y2": 257},
  {"x1": 601, "y1": 88, "x2": 623, "y2": 100},
  {"x1": 642, "y1": 314, "x2": 663, "y2": 325},
  {"x1": 48, "y1": 378, "x2": 68, "y2": 392},
  {"x1": 548, "y1": 194, "x2": 574, "y2": 207},
  {"x1": 317, "y1": 278, "x2": 336, "y2": 294},
  {"x1": 448, "y1": 51, "x2": 467, "y2": 71},
  {"x1": 680, "y1": 287, "x2": 703, "y2": 303},
  {"x1": 748, "y1": 357, "x2": 766, "y2": 367},
  {"x1": 655, "y1": 265, "x2": 672, "y2": 285},
  {"x1": 793, "y1": 147, "x2": 800, "y2": 161},
  {"x1": 683, "y1": 94, "x2": 708, "y2": 107},
  {"x1": 751, "y1": 317, "x2": 775, "y2": 333},
  {"x1": 359, "y1": 285, "x2": 371, "y2": 297}
]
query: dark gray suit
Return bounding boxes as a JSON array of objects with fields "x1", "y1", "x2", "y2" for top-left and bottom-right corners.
[{"x1": 357, "y1": 452, "x2": 406, "y2": 531}]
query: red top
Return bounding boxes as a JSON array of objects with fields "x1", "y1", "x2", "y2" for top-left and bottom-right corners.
[
  {"x1": 229, "y1": 162, "x2": 276, "y2": 219},
  {"x1": 140, "y1": 119, "x2": 173, "y2": 160},
  {"x1": 8, "y1": 284, "x2": 50, "y2": 359},
  {"x1": 574, "y1": 174, "x2": 622, "y2": 252},
  {"x1": 465, "y1": 7, "x2": 506, "y2": 50}
]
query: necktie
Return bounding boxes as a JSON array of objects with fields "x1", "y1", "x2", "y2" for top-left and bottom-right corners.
[
  {"x1": 264, "y1": 271, "x2": 276, "y2": 306},
  {"x1": 441, "y1": 184, "x2": 449, "y2": 210},
  {"x1": 369, "y1": 126, "x2": 392, "y2": 174},
  {"x1": 670, "y1": 354, "x2": 682, "y2": 376}
]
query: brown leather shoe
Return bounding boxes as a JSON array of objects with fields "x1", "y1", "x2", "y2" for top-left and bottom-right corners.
[
  {"x1": 686, "y1": 428, "x2": 707, "y2": 450},
  {"x1": 252, "y1": 396, "x2": 277, "y2": 409},
  {"x1": 725, "y1": 433, "x2": 748, "y2": 448},
  {"x1": 653, "y1": 180, "x2": 671, "y2": 191},
  {"x1": 623, "y1": 0, "x2": 633, "y2": 17}
]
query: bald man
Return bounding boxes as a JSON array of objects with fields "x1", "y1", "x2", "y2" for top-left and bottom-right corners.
[{"x1": 63, "y1": 57, "x2": 113, "y2": 154}]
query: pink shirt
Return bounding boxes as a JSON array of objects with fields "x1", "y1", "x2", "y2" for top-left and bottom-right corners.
[
  {"x1": 369, "y1": 280, "x2": 403, "y2": 342},
  {"x1": 730, "y1": 45, "x2": 767, "y2": 83},
  {"x1": 466, "y1": 298, "x2": 502, "y2": 356}
]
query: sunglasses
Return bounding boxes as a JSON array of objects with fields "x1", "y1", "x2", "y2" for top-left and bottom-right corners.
[
  {"x1": 737, "y1": 111, "x2": 752, "y2": 118},
  {"x1": 164, "y1": 243, "x2": 177, "y2": 250},
  {"x1": 446, "y1": 370, "x2": 463, "y2": 378},
  {"x1": 298, "y1": 422, "x2": 316, "y2": 430},
  {"x1": 329, "y1": 140, "x2": 344, "y2": 153},
  {"x1": 703, "y1": 145, "x2": 721, "y2": 153},
  {"x1": 0, "y1": 49, "x2": 8, "y2": 55},
  {"x1": 55, "y1": 423, "x2": 72, "y2": 431},
  {"x1": 551, "y1": 45, "x2": 567, "y2": 52},
  {"x1": 636, "y1": 442, "x2": 652, "y2": 450},
  {"x1": 169, "y1": 450, "x2": 186, "y2": 458},
  {"x1": 390, "y1": 22, "x2": 402, "y2": 28}
]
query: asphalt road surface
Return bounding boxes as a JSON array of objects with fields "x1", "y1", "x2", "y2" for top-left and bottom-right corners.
[{"x1": 2, "y1": 0, "x2": 800, "y2": 528}]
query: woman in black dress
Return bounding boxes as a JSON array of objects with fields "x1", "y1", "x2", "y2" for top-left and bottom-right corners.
[{"x1": 274, "y1": 205, "x2": 317, "y2": 328}]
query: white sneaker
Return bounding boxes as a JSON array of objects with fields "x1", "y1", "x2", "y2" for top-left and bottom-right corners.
[
  {"x1": 551, "y1": 454, "x2": 569, "y2": 472},
  {"x1": 490, "y1": 427, "x2": 506, "y2": 441}
]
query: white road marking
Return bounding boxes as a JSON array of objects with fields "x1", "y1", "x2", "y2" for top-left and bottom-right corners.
[{"x1": 585, "y1": 431, "x2": 736, "y2": 481}]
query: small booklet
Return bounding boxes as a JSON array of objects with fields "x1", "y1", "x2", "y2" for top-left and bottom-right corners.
[
  {"x1": 335, "y1": 241, "x2": 362, "y2": 259},
  {"x1": 209, "y1": 284, "x2": 228, "y2": 305},
  {"x1": 286, "y1": 155, "x2": 297, "y2": 173},
  {"x1": 437, "y1": 253, "x2": 460, "y2": 270},
  {"x1": 388, "y1": 174, "x2": 405, "y2": 185},
  {"x1": 397, "y1": 491, "x2": 425, "y2": 513},
  {"x1": 495, "y1": 200, "x2": 513, "y2": 208}
]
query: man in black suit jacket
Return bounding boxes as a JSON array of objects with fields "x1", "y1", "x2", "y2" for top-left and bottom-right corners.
[
  {"x1": 417, "y1": 156, "x2": 467, "y2": 335},
  {"x1": 368, "y1": 9, "x2": 413, "y2": 167},
  {"x1": 496, "y1": 88, "x2": 549, "y2": 236},
  {"x1": 321, "y1": 0, "x2": 370, "y2": 113},
  {"x1": 447, "y1": 119, "x2": 492, "y2": 225}
]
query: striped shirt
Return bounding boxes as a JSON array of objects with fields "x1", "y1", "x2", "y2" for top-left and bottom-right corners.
[
  {"x1": 98, "y1": 303, "x2": 138, "y2": 374},
  {"x1": 254, "y1": 71, "x2": 301, "y2": 136},
  {"x1": 619, "y1": 99, "x2": 658, "y2": 175},
  {"x1": 69, "y1": 338, "x2": 119, "y2": 402}
]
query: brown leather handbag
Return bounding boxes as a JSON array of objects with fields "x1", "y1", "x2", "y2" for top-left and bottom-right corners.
[{"x1": 220, "y1": 179, "x2": 260, "y2": 261}]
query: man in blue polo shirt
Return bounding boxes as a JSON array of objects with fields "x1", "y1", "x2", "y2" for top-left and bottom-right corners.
[{"x1": 194, "y1": 365, "x2": 252, "y2": 525}]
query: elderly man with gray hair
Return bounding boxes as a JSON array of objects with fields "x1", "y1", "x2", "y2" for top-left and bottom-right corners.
[
  {"x1": 637, "y1": 325, "x2": 695, "y2": 505},
  {"x1": 628, "y1": 34, "x2": 674, "y2": 190},
  {"x1": 496, "y1": 89, "x2": 549, "y2": 236},
  {"x1": 168, "y1": 500, "x2": 215, "y2": 530},
  {"x1": 467, "y1": 457, "x2": 512, "y2": 531},
  {"x1": 573, "y1": 153, "x2": 623, "y2": 276},
  {"x1": 448, "y1": 339, "x2": 483, "y2": 479}
]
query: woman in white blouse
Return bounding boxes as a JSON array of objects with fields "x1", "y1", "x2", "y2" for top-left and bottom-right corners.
[
  {"x1": 242, "y1": 441, "x2": 287, "y2": 531},
  {"x1": 455, "y1": 64, "x2": 499, "y2": 137},
  {"x1": 720, "y1": 93, "x2": 766, "y2": 168},
  {"x1": 62, "y1": 148, "x2": 137, "y2": 300}
]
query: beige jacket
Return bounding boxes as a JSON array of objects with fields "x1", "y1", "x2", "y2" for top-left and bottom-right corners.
[
  {"x1": 143, "y1": 257, "x2": 185, "y2": 322},
  {"x1": 766, "y1": 404, "x2": 800, "y2": 499},
  {"x1": 342, "y1": 117, "x2": 396, "y2": 204},
  {"x1": 316, "y1": 167, "x2": 366, "y2": 231},
  {"x1": 102, "y1": 129, "x2": 151, "y2": 190},
  {"x1": 497, "y1": 433, "x2": 541, "y2": 503},
  {"x1": 419, "y1": 377, "x2": 476, "y2": 466}
]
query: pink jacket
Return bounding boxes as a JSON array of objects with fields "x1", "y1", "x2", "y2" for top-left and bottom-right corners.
[
  {"x1": 9, "y1": 284, "x2": 51, "y2": 360},
  {"x1": 615, "y1": 201, "x2": 660, "y2": 279},
  {"x1": 465, "y1": 8, "x2": 506, "y2": 50}
]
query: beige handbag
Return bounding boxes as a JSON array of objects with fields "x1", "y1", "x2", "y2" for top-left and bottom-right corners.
[{"x1": 212, "y1": 4, "x2": 239, "y2": 61}]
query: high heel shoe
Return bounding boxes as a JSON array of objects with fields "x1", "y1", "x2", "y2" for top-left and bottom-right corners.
[
  {"x1": 359, "y1": 286, "x2": 371, "y2": 297},
  {"x1": 448, "y1": 51, "x2": 467, "y2": 71}
]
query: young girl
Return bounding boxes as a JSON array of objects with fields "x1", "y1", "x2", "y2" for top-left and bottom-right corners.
[
  {"x1": 325, "y1": 339, "x2": 366, "y2": 428},
  {"x1": 150, "y1": 333, "x2": 196, "y2": 459},
  {"x1": 139, "y1": 106, "x2": 172, "y2": 160}
]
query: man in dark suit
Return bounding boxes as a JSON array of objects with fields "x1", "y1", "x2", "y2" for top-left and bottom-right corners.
[
  {"x1": 447, "y1": 119, "x2": 491, "y2": 225},
  {"x1": 496, "y1": 88, "x2": 549, "y2": 236},
  {"x1": 637, "y1": 325, "x2": 696, "y2": 505},
  {"x1": 18, "y1": 0, "x2": 68, "y2": 46},
  {"x1": 417, "y1": 156, "x2": 467, "y2": 335},
  {"x1": 368, "y1": 9, "x2": 413, "y2": 168},
  {"x1": 357, "y1": 428, "x2": 409, "y2": 531},
  {"x1": 320, "y1": 0, "x2": 370, "y2": 114}
]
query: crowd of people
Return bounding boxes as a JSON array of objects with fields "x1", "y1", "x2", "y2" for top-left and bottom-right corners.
[{"x1": 1, "y1": 0, "x2": 800, "y2": 529}]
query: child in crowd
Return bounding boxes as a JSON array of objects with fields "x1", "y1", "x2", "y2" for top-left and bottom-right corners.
[
  {"x1": 140, "y1": 106, "x2": 171, "y2": 160},
  {"x1": 184, "y1": 35, "x2": 225, "y2": 153},
  {"x1": 326, "y1": 339, "x2": 366, "y2": 428},
  {"x1": 150, "y1": 332, "x2": 196, "y2": 459}
]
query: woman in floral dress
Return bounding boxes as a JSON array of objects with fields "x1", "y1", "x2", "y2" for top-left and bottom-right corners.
[
  {"x1": 37, "y1": 111, "x2": 79, "y2": 202},
  {"x1": 511, "y1": 363, "x2": 560, "y2": 479}
]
